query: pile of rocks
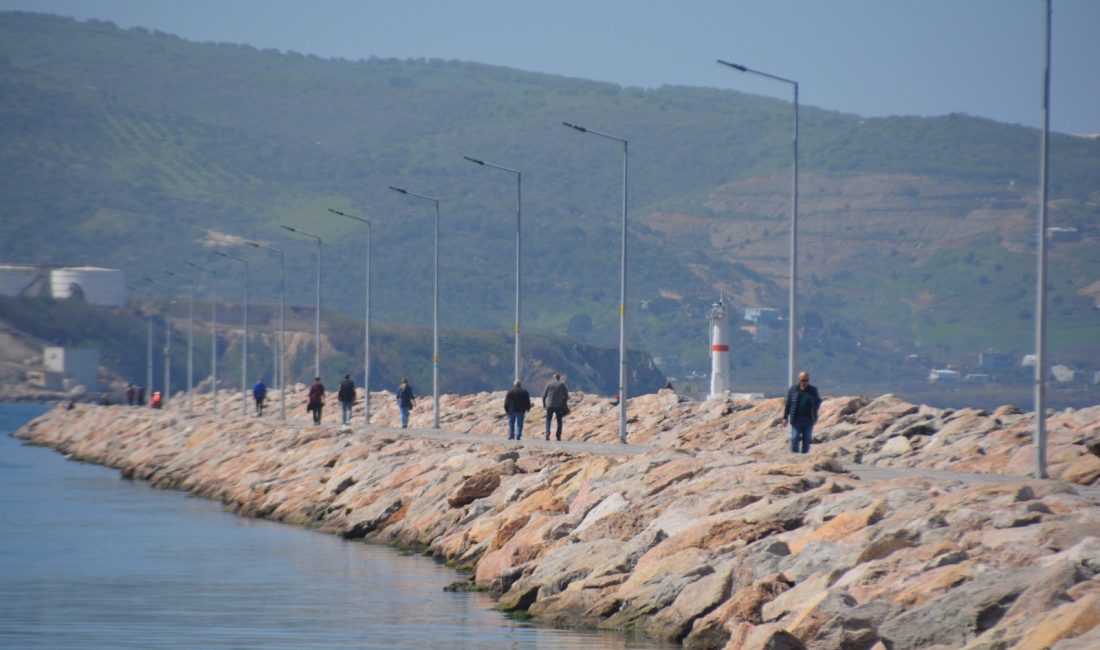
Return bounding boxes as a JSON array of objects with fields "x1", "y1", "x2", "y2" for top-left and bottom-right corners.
[{"x1": 17, "y1": 389, "x2": 1100, "y2": 648}]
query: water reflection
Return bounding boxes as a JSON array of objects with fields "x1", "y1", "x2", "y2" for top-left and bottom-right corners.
[{"x1": 0, "y1": 404, "x2": 667, "y2": 649}]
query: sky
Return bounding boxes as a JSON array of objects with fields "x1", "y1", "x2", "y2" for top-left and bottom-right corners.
[{"x1": 1, "y1": 0, "x2": 1098, "y2": 135}]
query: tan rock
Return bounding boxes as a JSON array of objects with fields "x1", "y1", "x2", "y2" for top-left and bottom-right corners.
[
  {"x1": 1060, "y1": 454, "x2": 1100, "y2": 486},
  {"x1": 788, "y1": 499, "x2": 884, "y2": 554},
  {"x1": 1012, "y1": 594, "x2": 1100, "y2": 649}
]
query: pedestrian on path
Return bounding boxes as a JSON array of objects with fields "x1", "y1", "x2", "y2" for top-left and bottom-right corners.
[
  {"x1": 338, "y1": 374, "x2": 356, "y2": 425},
  {"x1": 503, "y1": 380, "x2": 532, "y2": 440},
  {"x1": 308, "y1": 376, "x2": 325, "y2": 425},
  {"x1": 253, "y1": 377, "x2": 267, "y2": 416},
  {"x1": 125, "y1": 383, "x2": 136, "y2": 406},
  {"x1": 542, "y1": 373, "x2": 570, "y2": 441},
  {"x1": 396, "y1": 377, "x2": 415, "y2": 429},
  {"x1": 782, "y1": 370, "x2": 822, "y2": 454}
]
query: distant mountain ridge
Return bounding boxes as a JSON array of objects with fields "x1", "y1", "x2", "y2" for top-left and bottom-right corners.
[{"x1": 1, "y1": 11, "x2": 1097, "y2": 401}]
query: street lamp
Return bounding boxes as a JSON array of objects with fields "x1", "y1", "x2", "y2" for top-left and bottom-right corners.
[
  {"x1": 1034, "y1": 0, "x2": 1052, "y2": 479},
  {"x1": 127, "y1": 284, "x2": 155, "y2": 400},
  {"x1": 164, "y1": 270, "x2": 196, "y2": 411},
  {"x1": 280, "y1": 225, "x2": 323, "y2": 379},
  {"x1": 215, "y1": 251, "x2": 249, "y2": 417},
  {"x1": 247, "y1": 241, "x2": 286, "y2": 422},
  {"x1": 562, "y1": 121, "x2": 629, "y2": 444},
  {"x1": 328, "y1": 208, "x2": 373, "y2": 426},
  {"x1": 463, "y1": 155, "x2": 523, "y2": 384},
  {"x1": 389, "y1": 185, "x2": 441, "y2": 429},
  {"x1": 186, "y1": 261, "x2": 218, "y2": 415},
  {"x1": 718, "y1": 59, "x2": 800, "y2": 387},
  {"x1": 145, "y1": 275, "x2": 190, "y2": 408}
]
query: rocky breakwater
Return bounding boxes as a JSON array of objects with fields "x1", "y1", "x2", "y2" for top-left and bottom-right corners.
[{"x1": 15, "y1": 393, "x2": 1100, "y2": 649}]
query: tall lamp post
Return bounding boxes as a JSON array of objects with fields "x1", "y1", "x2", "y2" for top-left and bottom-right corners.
[
  {"x1": 562, "y1": 121, "x2": 629, "y2": 444},
  {"x1": 718, "y1": 59, "x2": 800, "y2": 387},
  {"x1": 1034, "y1": 0, "x2": 1052, "y2": 479},
  {"x1": 186, "y1": 261, "x2": 219, "y2": 415},
  {"x1": 328, "y1": 208, "x2": 373, "y2": 425},
  {"x1": 247, "y1": 241, "x2": 286, "y2": 421},
  {"x1": 463, "y1": 156, "x2": 523, "y2": 383},
  {"x1": 164, "y1": 271, "x2": 196, "y2": 411},
  {"x1": 128, "y1": 285, "x2": 156, "y2": 400},
  {"x1": 215, "y1": 251, "x2": 249, "y2": 417},
  {"x1": 145, "y1": 276, "x2": 186, "y2": 406},
  {"x1": 389, "y1": 185, "x2": 441, "y2": 429},
  {"x1": 280, "y1": 225, "x2": 322, "y2": 379}
]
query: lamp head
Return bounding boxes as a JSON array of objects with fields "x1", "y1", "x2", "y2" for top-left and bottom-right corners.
[
  {"x1": 388, "y1": 186, "x2": 408, "y2": 195},
  {"x1": 463, "y1": 156, "x2": 485, "y2": 165},
  {"x1": 717, "y1": 59, "x2": 748, "y2": 72}
]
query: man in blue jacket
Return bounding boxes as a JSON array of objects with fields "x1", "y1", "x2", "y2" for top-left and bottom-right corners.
[
  {"x1": 782, "y1": 371, "x2": 822, "y2": 454},
  {"x1": 253, "y1": 377, "x2": 267, "y2": 416}
]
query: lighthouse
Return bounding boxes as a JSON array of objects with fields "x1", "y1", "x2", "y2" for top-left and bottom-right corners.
[{"x1": 708, "y1": 298, "x2": 730, "y2": 398}]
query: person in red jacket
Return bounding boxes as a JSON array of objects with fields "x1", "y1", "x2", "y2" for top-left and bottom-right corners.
[{"x1": 307, "y1": 377, "x2": 325, "y2": 425}]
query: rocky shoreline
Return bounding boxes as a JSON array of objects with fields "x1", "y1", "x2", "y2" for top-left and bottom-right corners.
[{"x1": 14, "y1": 389, "x2": 1100, "y2": 649}]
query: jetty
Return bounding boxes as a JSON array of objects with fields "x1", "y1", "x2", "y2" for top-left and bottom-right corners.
[{"x1": 15, "y1": 388, "x2": 1100, "y2": 649}]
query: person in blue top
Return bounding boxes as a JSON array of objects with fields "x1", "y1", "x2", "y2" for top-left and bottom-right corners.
[
  {"x1": 782, "y1": 371, "x2": 822, "y2": 454},
  {"x1": 396, "y1": 377, "x2": 415, "y2": 429},
  {"x1": 252, "y1": 377, "x2": 267, "y2": 416}
]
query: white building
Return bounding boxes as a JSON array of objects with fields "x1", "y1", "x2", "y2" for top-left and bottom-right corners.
[
  {"x1": 929, "y1": 369, "x2": 959, "y2": 383},
  {"x1": 43, "y1": 346, "x2": 100, "y2": 391},
  {"x1": 0, "y1": 264, "x2": 39, "y2": 297},
  {"x1": 50, "y1": 267, "x2": 126, "y2": 307}
]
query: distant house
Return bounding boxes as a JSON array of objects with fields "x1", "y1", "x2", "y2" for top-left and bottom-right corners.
[
  {"x1": 743, "y1": 307, "x2": 781, "y2": 325},
  {"x1": 964, "y1": 373, "x2": 991, "y2": 385},
  {"x1": 42, "y1": 346, "x2": 100, "y2": 391},
  {"x1": 929, "y1": 369, "x2": 959, "y2": 383},
  {"x1": 1046, "y1": 227, "x2": 1080, "y2": 242},
  {"x1": 1051, "y1": 365, "x2": 1076, "y2": 383}
]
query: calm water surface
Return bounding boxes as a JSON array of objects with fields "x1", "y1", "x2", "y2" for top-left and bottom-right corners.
[{"x1": 0, "y1": 403, "x2": 667, "y2": 649}]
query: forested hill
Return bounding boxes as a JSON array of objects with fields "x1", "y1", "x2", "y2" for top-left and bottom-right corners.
[{"x1": 1, "y1": 11, "x2": 1098, "y2": 400}]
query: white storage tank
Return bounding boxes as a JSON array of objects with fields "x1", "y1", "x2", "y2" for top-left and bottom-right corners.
[
  {"x1": 0, "y1": 264, "x2": 39, "y2": 297},
  {"x1": 50, "y1": 266, "x2": 126, "y2": 307}
]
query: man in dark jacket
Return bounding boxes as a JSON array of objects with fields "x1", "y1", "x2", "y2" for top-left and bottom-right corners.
[
  {"x1": 338, "y1": 374, "x2": 356, "y2": 425},
  {"x1": 396, "y1": 378, "x2": 414, "y2": 428},
  {"x1": 253, "y1": 377, "x2": 267, "y2": 416},
  {"x1": 307, "y1": 377, "x2": 325, "y2": 425},
  {"x1": 783, "y1": 371, "x2": 822, "y2": 454},
  {"x1": 542, "y1": 373, "x2": 569, "y2": 441},
  {"x1": 503, "y1": 380, "x2": 532, "y2": 440}
]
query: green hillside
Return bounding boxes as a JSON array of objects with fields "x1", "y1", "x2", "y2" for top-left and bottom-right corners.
[{"x1": 1, "y1": 12, "x2": 1098, "y2": 404}]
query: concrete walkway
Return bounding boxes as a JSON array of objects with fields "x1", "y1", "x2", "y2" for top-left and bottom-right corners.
[{"x1": 225, "y1": 412, "x2": 1100, "y2": 499}]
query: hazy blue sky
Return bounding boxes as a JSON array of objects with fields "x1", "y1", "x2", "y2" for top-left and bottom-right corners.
[{"x1": 3, "y1": 0, "x2": 1097, "y2": 134}]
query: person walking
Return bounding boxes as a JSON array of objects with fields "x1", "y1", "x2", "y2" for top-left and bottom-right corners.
[
  {"x1": 136, "y1": 385, "x2": 145, "y2": 406},
  {"x1": 252, "y1": 377, "x2": 267, "y2": 416},
  {"x1": 125, "y1": 383, "x2": 136, "y2": 406},
  {"x1": 542, "y1": 373, "x2": 569, "y2": 441},
  {"x1": 782, "y1": 371, "x2": 822, "y2": 454},
  {"x1": 396, "y1": 377, "x2": 415, "y2": 429},
  {"x1": 503, "y1": 380, "x2": 532, "y2": 441},
  {"x1": 338, "y1": 374, "x2": 356, "y2": 426},
  {"x1": 307, "y1": 376, "x2": 325, "y2": 425}
]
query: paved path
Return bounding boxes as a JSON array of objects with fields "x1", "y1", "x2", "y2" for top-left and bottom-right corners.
[{"x1": 229, "y1": 413, "x2": 1100, "y2": 499}]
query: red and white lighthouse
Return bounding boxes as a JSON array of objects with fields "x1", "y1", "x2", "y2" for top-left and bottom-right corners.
[{"x1": 708, "y1": 298, "x2": 730, "y2": 398}]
